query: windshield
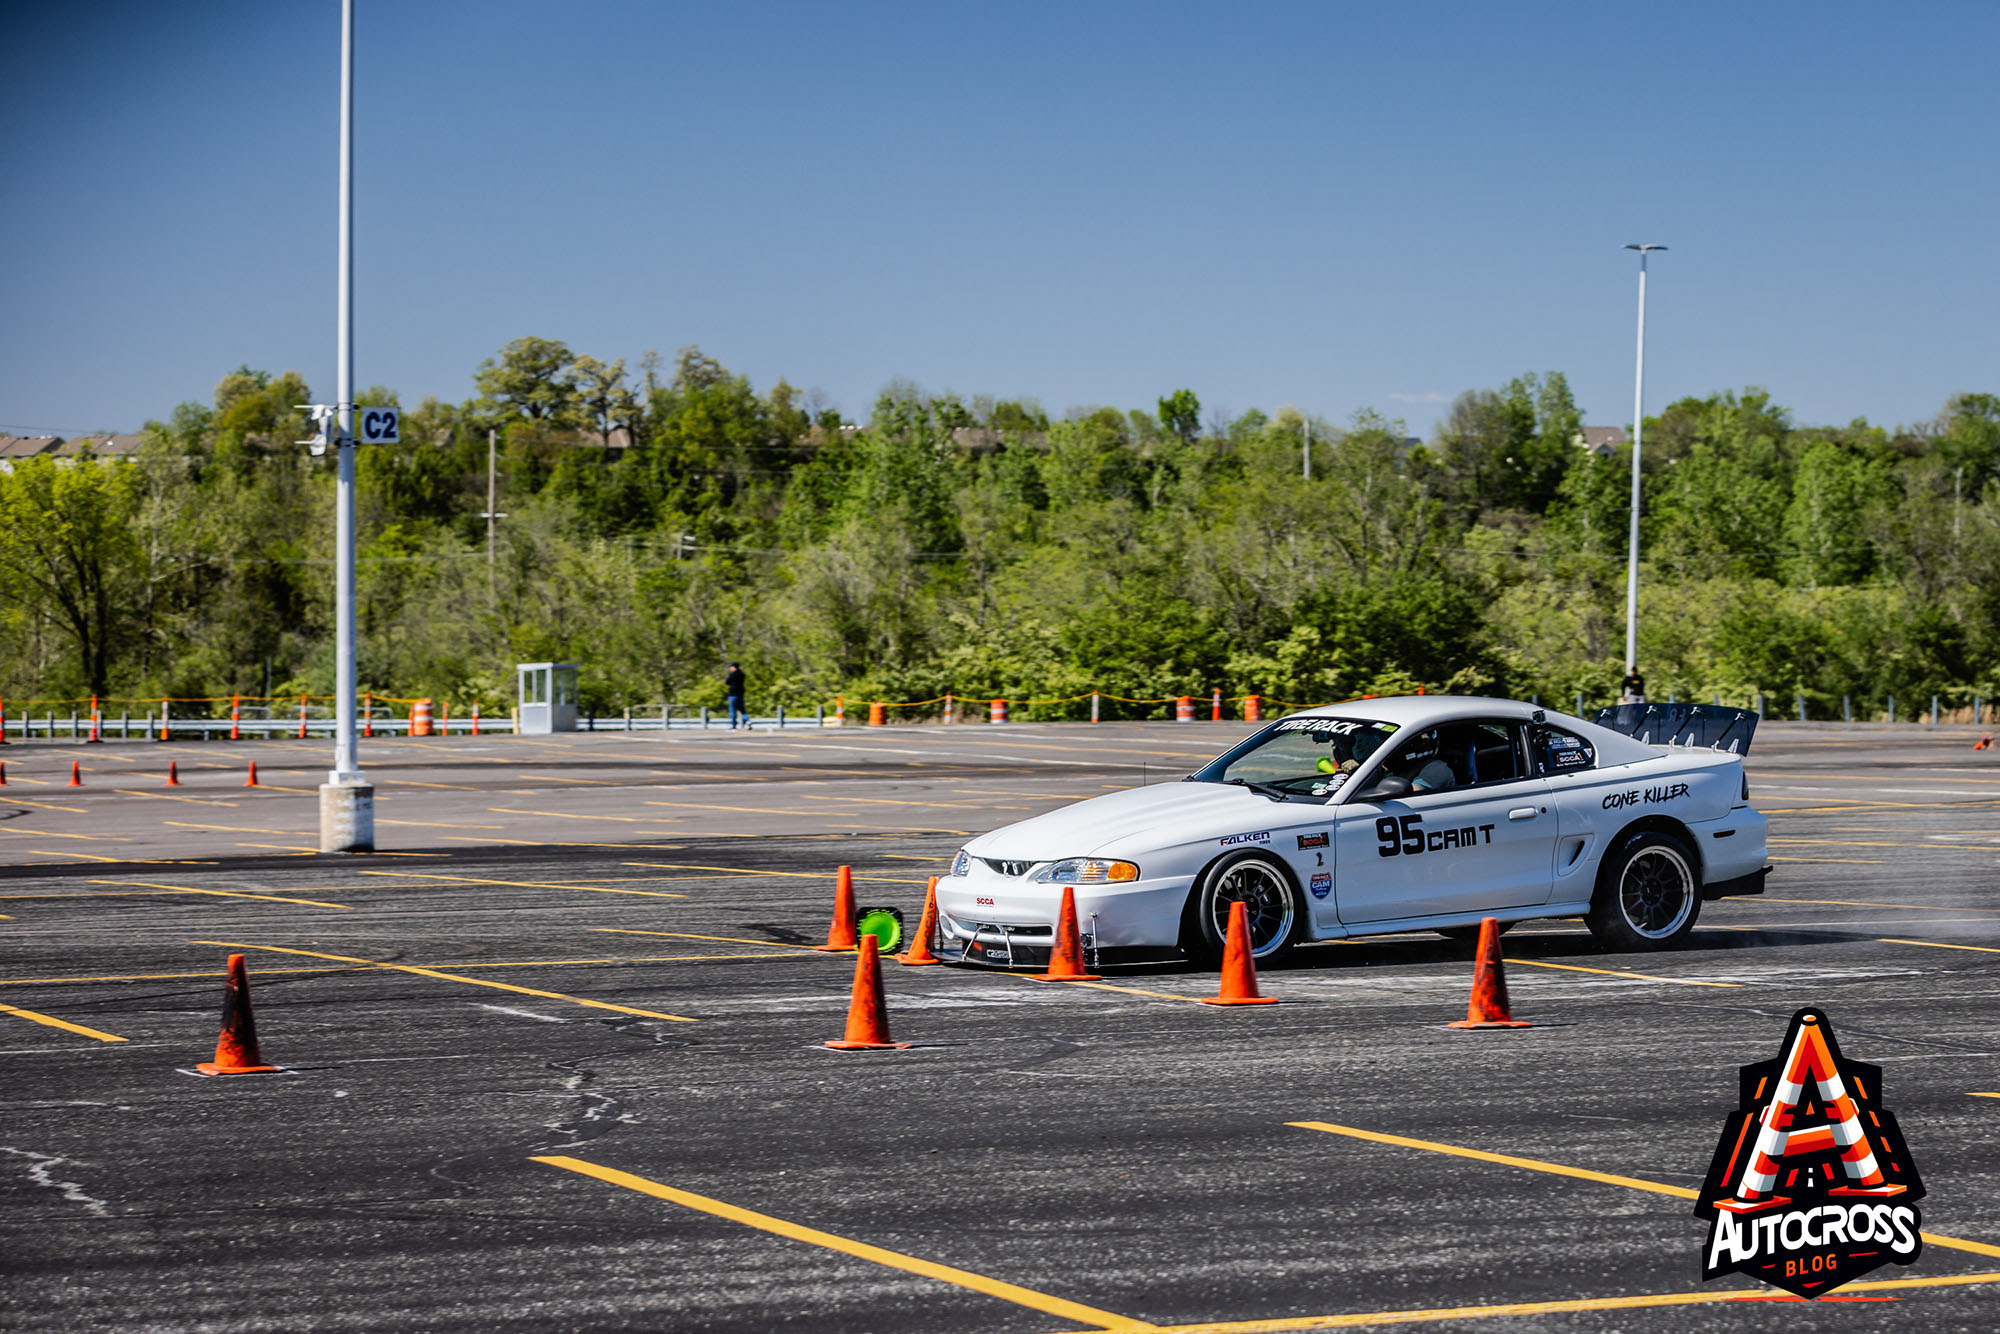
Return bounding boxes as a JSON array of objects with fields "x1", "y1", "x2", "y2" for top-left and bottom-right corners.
[{"x1": 1188, "y1": 716, "x2": 1401, "y2": 800}]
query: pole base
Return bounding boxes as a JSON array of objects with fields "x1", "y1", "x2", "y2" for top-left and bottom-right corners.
[{"x1": 319, "y1": 781, "x2": 375, "y2": 853}]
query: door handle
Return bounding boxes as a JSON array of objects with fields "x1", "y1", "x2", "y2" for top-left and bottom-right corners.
[{"x1": 1508, "y1": 807, "x2": 1537, "y2": 822}]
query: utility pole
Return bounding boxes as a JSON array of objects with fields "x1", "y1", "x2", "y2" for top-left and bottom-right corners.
[
  {"x1": 1621, "y1": 243, "x2": 1666, "y2": 703},
  {"x1": 320, "y1": 0, "x2": 373, "y2": 852},
  {"x1": 483, "y1": 428, "x2": 500, "y2": 568}
]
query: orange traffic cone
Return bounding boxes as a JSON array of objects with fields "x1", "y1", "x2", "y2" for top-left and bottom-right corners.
[
  {"x1": 195, "y1": 954, "x2": 283, "y2": 1075},
  {"x1": 0, "y1": 762, "x2": 7, "y2": 786},
  {"x1": 68, "y1": 761, "x2": 82, "y2": 786},
  {"x1": 166, "y1": 761, "x2": 180, "y2": 786},
  {"x1": 1976, "y1": 733, "x2": 1993, "y2": 752},
  {"x1": 1031, "y1": 886, "x2": 1102, "y2": 982},
  {"x1": 1200, "y1": 900, "x2": 1279, "y2": 1005},
  {"x1": 813, "y1": 865, "x2": 859, "y2": 951},
  {"x1": 897, "y1": 876, "x2": 944, "y2": 966},
  {"x1": 1448, "y1": 917, "x2": 1531, "y2": 1029},
  {"x1": 244, "y1": 761, "x2": 260, "y2": 787},
  {"x1": 823, "y1": 936, "x2": 911, "y2": 1050}
]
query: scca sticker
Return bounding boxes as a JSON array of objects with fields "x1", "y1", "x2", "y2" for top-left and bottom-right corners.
[
  {"x1": 1308, "y1": 872, "x2": 1332, "y2": 899},
  {"x1": 1297, "y1": 831, "x2": 1330, "y2": 850},
  {"x1": 1219, "y1": 831, "x2": 1271, "y2": 847},
  {"x1": 1695, "y1": 1007, "x2": 1925, "y2": 1298}
]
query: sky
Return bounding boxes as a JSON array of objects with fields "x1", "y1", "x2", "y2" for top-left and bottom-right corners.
[{"x1": 3, "y1": 1, "x2": 1996, "y2": 438}]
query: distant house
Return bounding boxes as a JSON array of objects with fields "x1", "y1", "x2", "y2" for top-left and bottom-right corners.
[
  {"x1": 0, "y1": 433, "x2": 141, "y2": 473},
  {"x1": 0, "y1": 435, "x2": 62, "y2": 472},
  {"x1": 1574, "y1": 426, "x2": 1628, "y2": 456},
  {"x1": 56, "y1": 434, "x2": 143, "y2": 460}
]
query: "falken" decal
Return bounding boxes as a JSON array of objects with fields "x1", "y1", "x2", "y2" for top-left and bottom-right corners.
[{"x1": 1218, "y1": 831, "x2": 1271, "y2": 847}]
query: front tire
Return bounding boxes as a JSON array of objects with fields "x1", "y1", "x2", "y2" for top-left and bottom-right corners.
[
  {"x1": 1585, "y1": 830, "x2": 1700, "y2": 952},
  {"x1": 1182, "y1": 851, "x2": 1303, "y2": 968}
]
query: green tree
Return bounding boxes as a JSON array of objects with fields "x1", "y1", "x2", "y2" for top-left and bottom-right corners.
[
  {"x1": 0, "y1": 456, "x2": 141, "y2": 695},
  {"x1": 475, "y1": 337, "x2": 579, "y2": 422},
  {"x1": 1157, "y1": 389, "x2": 1201, "y2": 445},
  {"x1": 1780, "y1": 440, "x2": 1879, "y2": 587}
]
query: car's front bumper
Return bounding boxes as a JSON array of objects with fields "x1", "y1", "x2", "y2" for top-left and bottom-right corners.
[{"x1": 932, "y1": 870, "x2": 1192, "y2": 964}]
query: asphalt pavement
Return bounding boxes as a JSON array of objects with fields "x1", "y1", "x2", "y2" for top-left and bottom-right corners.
[{"x1": 3, "y1": 721, "x2": 1999, "y2": 1331}]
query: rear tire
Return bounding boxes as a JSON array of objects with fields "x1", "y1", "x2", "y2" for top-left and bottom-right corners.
[
  {"x1": 1585, "y1": 829, "x2": 1700, "y2": 952},
  {"x1": 1181, "y1": 851, "x2": 1303, "y2": 968}
]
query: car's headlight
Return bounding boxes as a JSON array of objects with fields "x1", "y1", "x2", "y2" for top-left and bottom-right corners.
[
  {"x1": 951, "y1": 848, "x2": 971, "y2": 877},
  {"x1": 1032, "y1": 858, "x2": 1140, "y2": 884}
]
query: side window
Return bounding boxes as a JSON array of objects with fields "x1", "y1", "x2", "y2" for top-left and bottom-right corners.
[
  {"x1": 1534, "y1": 725, "x2": 1596, "y2": 776},
  {"x1": 1383, "y1": 720, "x2": 1530, "y2": 793}
]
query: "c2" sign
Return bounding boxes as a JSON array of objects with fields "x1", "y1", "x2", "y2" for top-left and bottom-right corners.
[{"x1": 359, "y1": 407, "x2": 400, "y2": 444}]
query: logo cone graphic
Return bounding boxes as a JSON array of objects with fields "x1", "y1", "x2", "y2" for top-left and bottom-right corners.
[{"x1": 1695, "y1": 1007, "x2": 1924, "y2": 1298}]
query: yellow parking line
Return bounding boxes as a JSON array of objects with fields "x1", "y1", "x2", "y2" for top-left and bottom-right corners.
[
  {"x1": 194, "y1": 941, "x2": 697, "y2": 1022},
  {"x1": 1501, "y1": 958, "x2": 1740, "y2": 987},
  {"x1": 112, "y1": 789, "x2": 239, "y2": 807},
  {"x1": 530, "y1": 1156, "x2": 1154, "y2": 1331},
  {"x1": 642, "y1": 799, "x2": 814, "y2": 816},
  {"x1": 6, "y1": 798, "x2": 90, "y2": 814},
  {"x1": 1288, "y1": 1121, "x2": 2000, "y2": 1263},
  {"x1": 0, "y1": 1003, "x2": 127, "y2": 1042},
  {"x1": 0, "y1": 828, "x2": 130, "y2": 841},
  {"x1": 593, "y1": 928, "x2": 825, "y2": 950},
  {"x1": 1765, "y1": 897, "x2": 2000, "y2": 912},
  {"x1": 1143, "y1": 1272, "x2": 2000, "y2": 1332},
  {"x1": 163, "y1": 822, "x2": 312, "y2": 835},
  {"x1": 617, "y1": 861, "x2": 931, "y2": 884},
  {"x1": 1289, "y1": 1122, "x2": 1696, "y2": 1199},
  {"x1": 382, "y1": 779, "x2": 483, "y2": 790},
  {"x1": 490, "y1": 807, "x2": 664, "y2": 823},
  {"x1": 92, "y1": 879, "x2": 352, "y2": 909},
  {"x1": 1969, "y1": 1093, "x2": 2000, "y2": 1100},
  {"x1": 356, "y1": 870, "x2": 687, "y2": 898},
  {"x1": 1882, "y1": 938, "x2": 2000, "y2": 956}
]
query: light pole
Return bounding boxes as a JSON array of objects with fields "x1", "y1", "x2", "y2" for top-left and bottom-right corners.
[
  {"x1": 321, "y1": 0, "x2": 373, "y2": 852},
  {"x1": 1620, "y1": 243, "x2": 1665, "y2": 703}
]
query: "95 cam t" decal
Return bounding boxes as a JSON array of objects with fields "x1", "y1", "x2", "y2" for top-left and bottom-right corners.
[{"x1": 1375, "y1": 813, "x2": 1496, "y2": 858}]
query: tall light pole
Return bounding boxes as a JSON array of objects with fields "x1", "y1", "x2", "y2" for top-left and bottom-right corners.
[
  {"x1": 321, "y1": 0, "x2": 374, "y2": 852},
  {"x1": 1621, "y1": 243, "x2": 1665, "y2": 702}
]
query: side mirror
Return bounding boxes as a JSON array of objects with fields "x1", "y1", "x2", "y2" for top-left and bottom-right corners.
[{"x1": 1352, "y1": 774, "x2": 1412, "y2": 803}]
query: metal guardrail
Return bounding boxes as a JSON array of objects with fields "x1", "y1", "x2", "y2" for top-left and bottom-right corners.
[{"x1": 0, "y1": 710, "x2": 828, "y2": 741}]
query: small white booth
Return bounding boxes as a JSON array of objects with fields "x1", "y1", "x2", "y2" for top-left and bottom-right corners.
[{"x1": 517, "y1": 662, "x2": 579, "y2": 734}]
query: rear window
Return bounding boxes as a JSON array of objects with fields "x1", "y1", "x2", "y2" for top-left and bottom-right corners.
[{"x1": 1534, "y1": 726, "x2": 1596, "y2": 775}]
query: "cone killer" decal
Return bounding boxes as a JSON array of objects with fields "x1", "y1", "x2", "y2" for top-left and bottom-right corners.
[{"x1": 1694, "y1": 1007, "x2": 1924, "y2": 1298}]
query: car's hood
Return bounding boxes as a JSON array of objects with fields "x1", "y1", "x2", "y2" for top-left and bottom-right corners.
[{"x1": 965, "y1": 781, "x2": 1282, "y2": 861}]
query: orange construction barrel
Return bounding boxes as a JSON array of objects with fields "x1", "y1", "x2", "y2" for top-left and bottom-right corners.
[
  {"x1": 868, "y1": 702, "x2": 886, "y2": 726},
  {"x1": 1244, "y1": 695, "x2": 1263, "y2": 723},
  {"x1": 1176, "y1": 696, "x2": 1195, "y2": 722},
  {"x1": 990, "y1": 698, "x2": 1008, "y2": 724},
  {"x1": 410, "y1": 698, "x2": 434, "y2": 737}
]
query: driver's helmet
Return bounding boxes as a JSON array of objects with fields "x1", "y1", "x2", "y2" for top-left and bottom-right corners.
[{"x1": 1349, "y1": 729, "x2": 1388, "y2": 765}]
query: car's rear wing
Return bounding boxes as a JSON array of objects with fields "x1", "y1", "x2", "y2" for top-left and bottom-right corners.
[{"x1": 1591, "y1": 703, "x2": 1759, "y2": 755}]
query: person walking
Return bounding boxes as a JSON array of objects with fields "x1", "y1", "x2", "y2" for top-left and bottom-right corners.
[{"x1": 724, "y1": 661, "x2": 748, "y2": 730}]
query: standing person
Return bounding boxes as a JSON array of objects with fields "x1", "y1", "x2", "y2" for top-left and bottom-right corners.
[
  {"x1": 1620, "y1": 668, "x2": 1646, "y2": 705},
  {"x1": 724, "y1": 661, "x2": 747, "y2": 730}
]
